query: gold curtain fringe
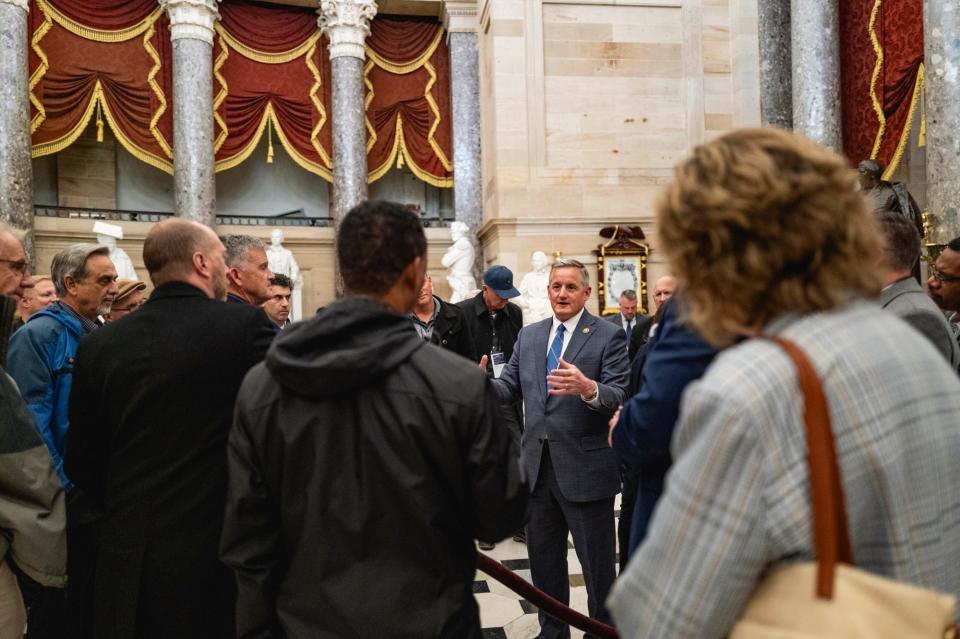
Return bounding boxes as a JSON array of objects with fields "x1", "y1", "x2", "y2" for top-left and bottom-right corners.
[
  {"x1": 868, "y1": 0, "x2": 886, "y2": 159},
  {"x1": 31, "y1": 82, "x2": 173, "y2": 173},
  {"x1": 214, "y1": 104, "x2": 332, "y2": 181},
  {"x1": 363, "y1": 60, "x2": 378, "y2": 153},
  {"x1": 29, "y1": 8, "x2": 52, "y2": 134},
  {"x1": 366, "y1": 27, "x2": 444, "y2": 75},
  {"x1": 215, "y1": 24, "x2": 321, "y2": 65},
  {"x1": 367, "y1": 114, "x2": 453, "y2": 188},
  {"x1": 37, "y1": 0, "x2": 162, "y2": 43},
  {"x1": 882, "y1": 63, "x2": 924, "y2": 181},
  {"x1": 144, "y1": 22, "x2": 172, "y2": 159},
  {"x1": 305, "y1": 43, "x2": 332, "y2": 168},
  {"x1": 424, "y1": 61, "x2": 452, "y2": 172},
  {"x1": 213, "y1": 35, "x2": 229, "y2": 153}
]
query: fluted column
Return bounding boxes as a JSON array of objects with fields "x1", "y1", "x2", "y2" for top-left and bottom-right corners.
[
  {"x1": 924, "y1": 0, "x2": 960, "y2": 241},
  {"x1": 443, "y1": 1, "x2": 483, "y2": 278},
  {"x1": 791, "y1": 0, "x2": 841, "y2": 151},
  {"x1": 0, "y1": 0, "x2": 34, "y2": 254},
  {"x1": 160, "y1": 0, "x2": 220, "y2": 226},
  {"x1": 758, "y1": 0, "x2": 792, "y2": 129},
  {"x1": 318, "y1": 0, "x2": 376, "y2": 223}
]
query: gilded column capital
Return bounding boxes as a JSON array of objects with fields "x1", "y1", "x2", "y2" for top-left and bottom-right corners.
[
  {"x1": 159, "y1": 0, "x2": 221, "y2": 45},
  {"x1": 317, "y1": 0, "x2": 377, "y2": 60},
  {"x1": 442, "y1": 1, "x2": 478, "y2": 34},
  {"x1": 0, "y1": 0, "x2": 28, "y2": 11}
]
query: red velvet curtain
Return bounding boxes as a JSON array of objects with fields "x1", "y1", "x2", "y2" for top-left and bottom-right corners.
[
  {"x1": 840, "y1": 0, "x2": 924, "y2": 177},
  {"x1": 214, "y1": 1, "x2": 332, "y2": 177},
  {"x1": 29, "y1": 0, "x2": 173, "y2": 171},
  {"x1": 365, "y1": 17, "x2": 453, "y2": 187},
  {"x1": 28, "y1": 1, "x2": 453, "y2": 187}
]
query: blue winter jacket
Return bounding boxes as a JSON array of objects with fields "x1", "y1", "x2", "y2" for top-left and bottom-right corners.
[{"x1": 7, "y1": 303, "x2": 86, "y2": 489}]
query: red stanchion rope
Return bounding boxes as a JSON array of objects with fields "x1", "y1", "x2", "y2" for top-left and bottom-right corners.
[{"x1": 475, "y1": 553, "x2": 619, "y2": 639}]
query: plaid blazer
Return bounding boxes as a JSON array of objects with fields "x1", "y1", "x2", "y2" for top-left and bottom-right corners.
[{"x1": 608, "y1": 300, "x2": 960, "y2": 638}]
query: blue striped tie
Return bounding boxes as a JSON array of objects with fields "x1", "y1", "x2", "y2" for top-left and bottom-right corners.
[{"x1": 546, "y1": 324, "x2": 566, "y2": 389}]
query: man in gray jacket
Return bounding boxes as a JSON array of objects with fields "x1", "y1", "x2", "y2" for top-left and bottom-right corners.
[
  {"x1": 0, "y1": 223, "x2": 66, "y2": 637},
  {"x1": 877, "y1": 211, "x2": 960, "y2": 368}
]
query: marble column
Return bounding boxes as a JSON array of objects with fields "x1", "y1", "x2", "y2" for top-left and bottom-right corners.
[
  {"x1": 924, "y1": 0, "x2": 960, "y2": 241},
  {"x1": 758, "y1": 0, "x2": 792, "y2": 129},
  {"x1": 791, "y1": 0, "x2": 841, "y2": 151},
  {"x1": 318, "y1": 0, "x2": 377, "y2": 223},
  {"x1": 160, "y1": 0, "x2": 220, "y2": 226},
  {"x1": 0, "y1": 0, "x2": 34, "y2": 255},
  {"x1": 444, "y1": 2, "x2": 483, "y2": 278}
]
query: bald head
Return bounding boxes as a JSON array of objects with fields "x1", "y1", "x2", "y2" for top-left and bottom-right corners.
[
  {"x1": 143, "y1": 219, "x2": 227, "y2": 299},
  {"x1": 653, "y1": 275, "x2": 676, "y2": 309}
]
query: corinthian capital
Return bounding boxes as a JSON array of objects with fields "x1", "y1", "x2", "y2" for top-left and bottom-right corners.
[
  {"x1": 317, "y1": 0, "x2": 378, "y2": 60},
  {"x1": 159, "y1": 0, "x2": 222, "y2": 45},
  {"x1": 0, "y1": 0, "x2": 29, "y2": 11}
]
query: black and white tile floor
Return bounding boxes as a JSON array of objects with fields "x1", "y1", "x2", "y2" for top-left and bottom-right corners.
[{"x1": 474, "y1": 498, "x2": 621, "y2": 639}]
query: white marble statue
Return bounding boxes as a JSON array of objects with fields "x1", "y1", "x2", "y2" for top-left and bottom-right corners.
[
  {"x1": 266, "y1": 229, "x2": 304, "y2": 321},
  {"x1": 441, "y1": 221, "x2": 476, "y2": 303},
  {"x1": 516, "y1": 250, "x2": 553, "y2": 326},
  {"x1": 92, "y1": 221, "x2": 137, "y2": 280}
]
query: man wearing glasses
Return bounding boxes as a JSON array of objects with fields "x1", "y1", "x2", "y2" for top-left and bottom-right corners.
[{"x1": 928, "y1": 238, "x2": 960, "y2": 325}]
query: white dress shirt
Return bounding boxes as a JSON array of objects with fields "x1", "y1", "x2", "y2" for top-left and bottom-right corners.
[{"x1": 547, "y1": 308, "x2": 601, "y2": 407}]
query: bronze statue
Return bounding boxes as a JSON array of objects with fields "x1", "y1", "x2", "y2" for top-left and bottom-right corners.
[{"x1": 858, "y1": 159, "x2": 923, "y2": 238}]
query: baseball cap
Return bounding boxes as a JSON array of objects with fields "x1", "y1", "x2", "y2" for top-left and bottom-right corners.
[{"x1": 483, "y1": 265, "x2": 520, "y2": 299}]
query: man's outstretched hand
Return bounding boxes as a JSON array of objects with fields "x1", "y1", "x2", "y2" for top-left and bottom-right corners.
[{"x1": 478, "y1": 355, "x2": 488, "y2": 370}]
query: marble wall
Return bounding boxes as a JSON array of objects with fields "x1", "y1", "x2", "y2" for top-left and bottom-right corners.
[{"x1": 477, "y1": 0, "x2": 760, "y2": 312}]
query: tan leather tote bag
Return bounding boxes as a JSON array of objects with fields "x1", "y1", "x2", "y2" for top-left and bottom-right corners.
[{"x1": 729, "y1": 336, "x2": 957, "y2": 639}]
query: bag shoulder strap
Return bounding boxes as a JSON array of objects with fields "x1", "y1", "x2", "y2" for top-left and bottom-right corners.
[{"x1": 765, "y1": 335, "x2": 854, "y2": 599}]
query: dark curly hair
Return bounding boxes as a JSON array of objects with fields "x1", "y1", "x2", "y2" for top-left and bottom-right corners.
[{"x1": 338, "y1": 200, "x2": 426, "y2": 295}]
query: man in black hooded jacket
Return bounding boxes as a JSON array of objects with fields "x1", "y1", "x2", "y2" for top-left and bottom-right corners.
[{"x1": 221, "y1": 200, "x2": 528, "y2": 639}]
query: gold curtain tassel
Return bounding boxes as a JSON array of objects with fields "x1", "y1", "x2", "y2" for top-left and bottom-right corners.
[
  {"x1": 266, "y1": 118, "x2": 274, "y2": 164},
  {"x1": 396, "y1": 149, "x2": 405, "y2": 169},
  {"x1": 95, "y1": 99, "x2": 104, "y2": 142}
]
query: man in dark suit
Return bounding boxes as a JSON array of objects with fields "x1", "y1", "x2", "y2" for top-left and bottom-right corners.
[
  {"x1": 65, "y1": 219, "x2": 275, "y2": 639},
  {"x1": 489, "y1": 258, "x2": 629, "y2": 639},
  {"x1": 605, "y1": 288, "x2": 641, "y2": 339}
]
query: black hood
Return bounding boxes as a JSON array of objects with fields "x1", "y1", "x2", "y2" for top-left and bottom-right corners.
[{"x1": 265, "y1": 297, "x2": 425, "y2": 397}]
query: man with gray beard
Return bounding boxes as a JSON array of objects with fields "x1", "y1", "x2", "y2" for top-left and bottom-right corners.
[{"x1": 7, "y1": 243, "x2": 118, "y2": 490}]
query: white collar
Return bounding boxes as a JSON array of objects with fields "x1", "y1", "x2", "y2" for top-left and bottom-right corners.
[{"x1": 552, "y1": 307, "x2": 586, "y2": 335}]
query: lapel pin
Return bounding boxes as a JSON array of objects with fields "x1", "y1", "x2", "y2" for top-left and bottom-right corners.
[{"x1": 582, "y1": 327, "x2": 590, "y2": 334}]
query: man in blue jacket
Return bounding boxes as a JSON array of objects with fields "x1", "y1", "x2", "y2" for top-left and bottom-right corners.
[{"x1": 7, "y1": 243, "x2": 118, "y2": 490}]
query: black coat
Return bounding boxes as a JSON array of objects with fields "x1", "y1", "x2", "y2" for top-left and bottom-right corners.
[
  {"x1": 220, "y1": 298, "x2": 527, "y2": 639},
  {"x1": 456, "y1": 293, "x2": 523, "y2": 376},
  {"x1": 65, "y1": 282, "x2": 275, "y2": 639},
  {"x1": 421, "y1": 295, "x2": 477, "y2": 361}
]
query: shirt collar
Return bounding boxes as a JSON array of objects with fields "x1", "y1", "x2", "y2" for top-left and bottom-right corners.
[
  {"x1": 409, "y1": 295, "x2": 442, "y2": 326},
  {"x1": 552, "y1": 307, "x2": 585, "y2": 335},
  {"x1": 58, "y1": 301, "x2": 99, "y2": 335}
]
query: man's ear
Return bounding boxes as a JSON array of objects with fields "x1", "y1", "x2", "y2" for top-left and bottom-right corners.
[
  {"x1": 226, "y1": 265, "x2": 241, "y2": 286},
  {"x1": 405, "y1": 256, "x2": 426, "y2": 293},
  {"x1": 192, "y1": 252, "x2": 207, "y2": 277},
  {"x1": 63, "y1": 275, "x2": 79, "y2": 297}
]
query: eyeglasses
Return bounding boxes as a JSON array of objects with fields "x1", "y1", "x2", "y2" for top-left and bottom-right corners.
[
  {"x1": 0, "y1": 258, "x2": 29, "y2": 274},
  {"x1": 930, "y1": 266, "x2": 960, "y2": 283},
  {"x1": 112, "y1": 301, "x2": 144, "y2": 312}
]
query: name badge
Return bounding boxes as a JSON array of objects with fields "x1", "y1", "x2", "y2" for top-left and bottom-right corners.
[{"x1": 490, "y1": 351, "x2": 506, "y2": 378}]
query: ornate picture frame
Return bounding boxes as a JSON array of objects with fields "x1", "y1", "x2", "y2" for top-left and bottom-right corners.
[{"x1": 593, "y1": 225, "x2": 650, "y2": 316}]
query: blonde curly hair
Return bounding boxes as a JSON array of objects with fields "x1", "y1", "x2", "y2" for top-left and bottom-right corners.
[{"x1": 657, "y1": 128, "x2": 882, "y2": 347}]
